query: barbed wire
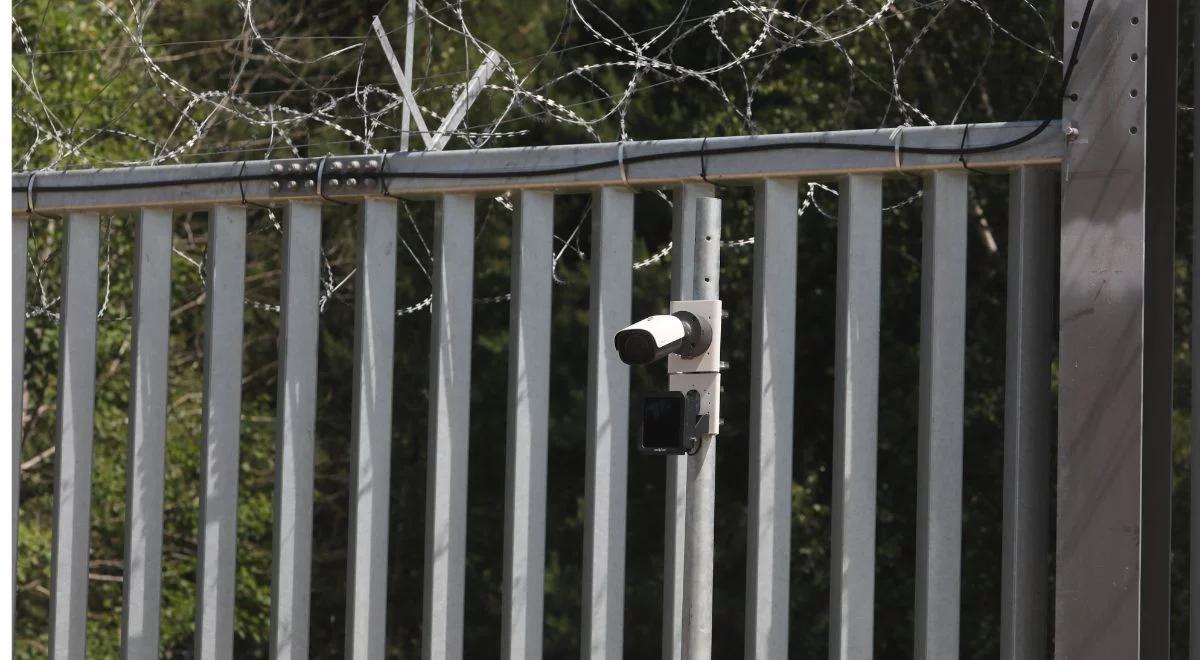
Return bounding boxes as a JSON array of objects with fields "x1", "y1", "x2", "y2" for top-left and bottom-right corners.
[{"x1": 14, "y1": 0, "x2": 1059, "y2": 321}]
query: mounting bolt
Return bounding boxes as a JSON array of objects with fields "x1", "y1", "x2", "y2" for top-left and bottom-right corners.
[
  {"x1": 331, "y1": 161, "x2": 344, "y2": 172},
  {"x1": 719, "y1": 361, "x2": 730, "y2": 371},
  {"x1": 290, "y1": 163, "x2": 302, "y2": 173},
  {"x1": 346, "y1": 177, "x2": 358, "y2": 187},
  {"x1": 304, "y1": 179, "x2": 315, "y2": 189},
  {"x1": 272, "y1": 163, "x2": 285, "y2": 173},
  {"x1": 329, "y1": 178, "x2": 341, "y2": 187},
  {"x1": 367, "y1": 159, "x2": 380, "y2": 171},
  {"x1": 306, "y1": 162, "x2": 318, "y2": 173},
  {"x1": 287, "y1": 180, "x2": 299, "y2": 190},
  {"x1": 270, "y1": 181, "x2": 282, "y2": 190},
  {"x1": 350, "y1": 160, "x2": 361, "y2": 170},
  {"x1": 1063, "y1": 121, "x2": 1080, "y2": 142}
]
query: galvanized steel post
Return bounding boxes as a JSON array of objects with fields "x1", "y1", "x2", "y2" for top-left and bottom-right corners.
[
  {"x1": 1056, "y1": 0, "x2": 1175, "y2": 655},
  {"x1": 681, "y1": 197, "x2": 721, "y2": 660}
]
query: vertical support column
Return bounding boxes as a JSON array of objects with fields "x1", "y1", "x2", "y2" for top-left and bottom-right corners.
[
  {"x1": 502, "y1": 191, "x2": 554, "y2": 660},
  {"x1": 1000, "y1": 168, "x2": 1055, "y2": 660},
  {"x1": 270, "y1": 202, "x2": 322, "y2": 660},
  {"x1": 914, "y1": 171, "x2": 968, "y2": 660},
  {"x1": 828, "y1": 174, "x2": 882, "y2": 660},
  {"x1": 195, "y1": 205, "x2": 247, "y2": 660},
  {"x1": 745, "y1": 179, "x2": 798, "y2": 660},
  {"x1": 422, "y1": 193, "x2": 476, "y2": 660},
  {"x1": 682, "y1": 197, "x2": 721, "y2": 660},
  {"x1": 1057, "y1": 0, "x2": 1174, "y2": 655},
  {"x1": 664, "y1": 182, "x2": 713, "y2": 660},
  {"x1": 1192, "y1": 5, "x2": 1200, "y2": 656},
  {"x1": 121, "y1": 209, "x2": 174, "y2": 658},
  {"x1": 48, "y1": 212, "x2": 100, "y2": 660},
  {"x1": 10, "y1": 217, "x2": 28, "y2": 646},
  {"x1": 345, "y1": 198, "x2": 399, "y2": 660},
  {"x1": 582, "y1": 187, "x2": 633, "y2": 660}
]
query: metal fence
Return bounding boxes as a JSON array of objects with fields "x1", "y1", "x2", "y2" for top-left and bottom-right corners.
[
  {"x1": 13, "y1": 120, "x2": 1062, "y2": 659},
  {"x1": 7, "y1": 0, "x2": 1196, "y2": 655}
]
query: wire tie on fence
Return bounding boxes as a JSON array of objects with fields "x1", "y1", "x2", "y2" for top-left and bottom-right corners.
[
  {"x1": 699, "y1": 135, "x2": 713, "y2": 185},
  {"x1": 236, "y1": 159, "x2": 274, "y2": 211},
  {"x1": 957, "y1": 123, "x2": 988, "y2": 176},
  {"x1": 25, "y1": 173, "x2": 60, "y2": 221},
  {"x1": 889, "y1": 124, "x2": 906, "y2": 173},
  {"x1": 617, "y1": 140, "x2": 633, "y2": 189},
  {"x1": 316, "y1": 154, "x2": 352, "y2": 206},
  {"x1": 379, "y1": 150, "x2": 402, "y2": 200}
]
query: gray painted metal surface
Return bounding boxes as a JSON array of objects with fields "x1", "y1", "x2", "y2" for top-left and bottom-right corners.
[
  {"x1": 663, "y1": 182, "x2": 713, "y2": 660},
  {"x1": 502, "y1": 191, "x2": 554, "y2": 660},
  {"x1": 270, "y1": 202, "x2": 322, "y2": 660},
  {"x1": 345, "y1": 198, "x2": 399, "y2": 660},
  {"x1": 48, "y1": 212, "x2": 101, "y2": 660},
  {"x1": 422, "y1": 193, "x2": 477, "y2": 660},
  {"x1": 1055, "y1": 0, "x2": 1161, "y2": 656},
  {"x1": 195, "y1": 205, "x2": 248, "y2": 660},
  {"x1": 745, "y1": 179, "x2": 798, "y2": 660},
  {"x1": 120, "y1": 208, "x2": 174, "y2": 659},
  {"x1": 914, "y1": 171, "x2": 967, "y2": 660},
  {"x1": 11, "y1": 122, "x2": 1062, "y2": 213},
  {"x1": 829, "y1": 174, "x2": 882, "y2": 660},
  {"x1": 1000, "y1": 168, "x2": 1054, "y2": 660},
  {"x1": 682, "y1": 197, "x2": 721, "y2": 660},
  {"x1": 582, "y1": 186, "x2": 633, "y2": 660},
  {"x1": 10, "y1": 217, "x2": 27, "y2": 647},
  {"x1": 11, "y1": 118, "x2": 1137, "y2": 659}
]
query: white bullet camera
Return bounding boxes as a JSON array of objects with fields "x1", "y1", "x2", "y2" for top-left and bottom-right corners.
[{"x1": 613, "y1": 311, "x2": 712, "y2": 366}]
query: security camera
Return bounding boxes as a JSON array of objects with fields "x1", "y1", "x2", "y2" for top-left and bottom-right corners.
[{"x1": 613, "y1": 311, "x2": 712, "y2": 366}]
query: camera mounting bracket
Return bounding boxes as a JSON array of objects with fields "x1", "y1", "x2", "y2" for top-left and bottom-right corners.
[{"x1": 668, "y1": 299, "x2": 721, "y2": 436}]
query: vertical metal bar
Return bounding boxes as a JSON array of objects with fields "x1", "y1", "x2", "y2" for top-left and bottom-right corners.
[
  {"x1": 270, "y1": 202, "x2": 322, "y2": 660},
  {"x1": 682, "y1": 197, "x2": 721, "y2": 660},
  {"x1": 10, "y1": 217, "x2": 28, "y2": 647},
  {"x1": 582, "y1": 186, "x2": 633, "y2": 660},
  {"x1": 422, "y1": 193, "x2": 476, "y2": 660},
  {"x1": 502, "y1": 191, "x2": 553, "y2": 660},
  {"x1": 345, "y1": 198, "x2": 399, "y2": 660},
  {"x1": 914, "y1": 171, "x2": 967, "y2": 660},
  {"x1": 999, "y1": 168, "x2": 1055, "y2": 660},
  {"x1": 745, "y1": 179, "x2": 798, "y2": 660},
  {"x1": 664, "y1": 182, "x2": 713, "y2": 660},
  {"x1": 194, "y1": 205, "x2": 247, "y2": 660},
  {"x1": 120, "y1": 209, "x2": 173, "y2": 659},
  {"x1": 1192, "y1": 6, "x2": 1200, "y2": 656},
  {"x1": 1056, "y1": 0, "x2": 1170, "y2": 655},
  {"x1": 828, "y1": 174, "x2": 882, "y2": 660},
  {"x1": 48, "y1": 212, "x2": 101, "y2": 659}
]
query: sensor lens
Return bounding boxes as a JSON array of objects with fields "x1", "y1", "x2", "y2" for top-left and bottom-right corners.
[{"x1": 616, "y1": 330, "x2": 657, "y2": 365}]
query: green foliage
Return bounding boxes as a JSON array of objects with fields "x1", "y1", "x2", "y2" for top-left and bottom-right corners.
[{"x1": 14, "y1": 1, "x2": 1198, "y2": 658}]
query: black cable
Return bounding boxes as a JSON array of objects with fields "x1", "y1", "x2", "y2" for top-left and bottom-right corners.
[{"x1": 12, "y1": 0, "x2": 1094, "y2": 196}]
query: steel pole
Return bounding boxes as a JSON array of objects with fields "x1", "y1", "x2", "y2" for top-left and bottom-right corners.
[{"x1": 682, "y1": 197, "x2": 720, "y2": 660}]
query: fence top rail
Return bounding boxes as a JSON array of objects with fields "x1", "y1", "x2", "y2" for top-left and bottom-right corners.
[{"x1": 12, "y1": 120, "x2": 1062, "y2": 215}]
